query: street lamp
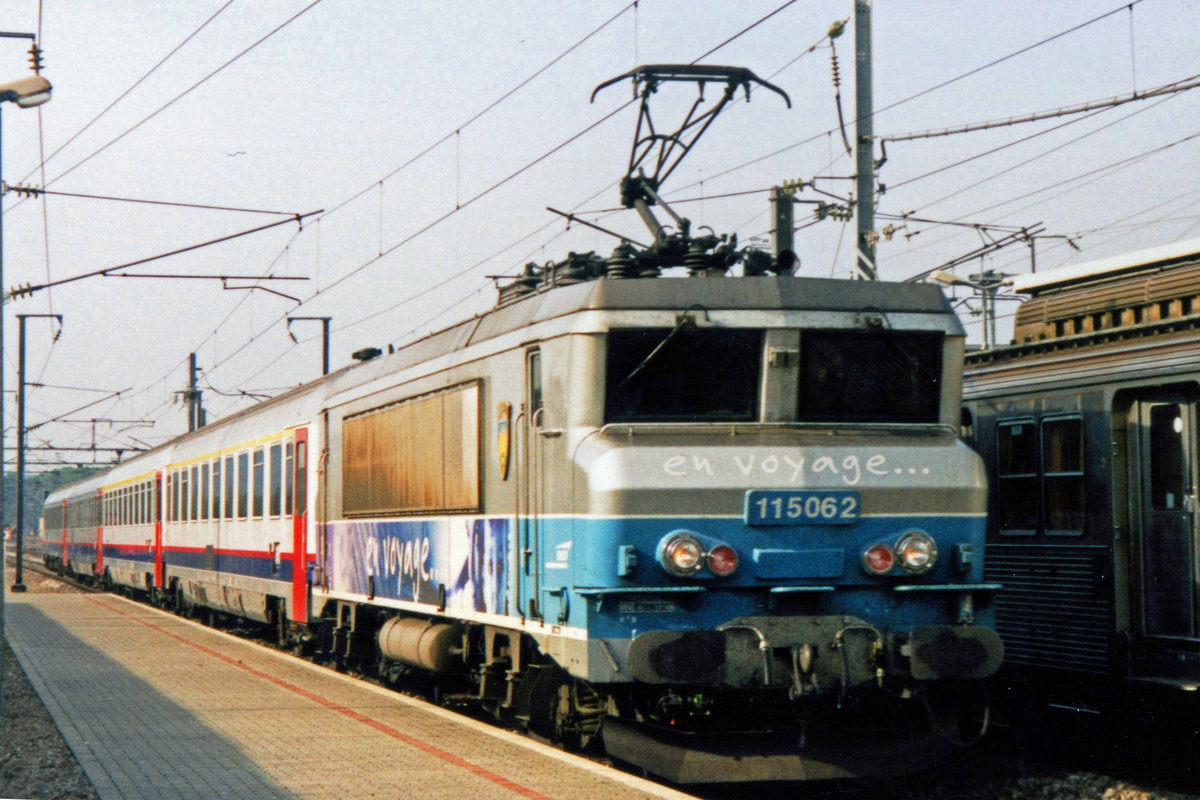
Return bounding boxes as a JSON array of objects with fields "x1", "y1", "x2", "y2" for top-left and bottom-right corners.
[
  {"x1": 928, "y1": 269, "x2": 1009, "y2": 350},
  {"x1": 0, "y1": 74, "x2": 51, "y2": 108},
  {"x1": 0, "y1": 44, "x2": 52, "y2": 714}
]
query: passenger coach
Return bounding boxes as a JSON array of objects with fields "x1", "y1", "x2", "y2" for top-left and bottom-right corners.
[{"x1": 964, "y1": 237, "x2": 1200, "y2": 722}]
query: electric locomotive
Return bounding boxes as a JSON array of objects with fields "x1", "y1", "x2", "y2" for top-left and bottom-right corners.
[{"x1": 42, "y1": 65, "x2": 1001, "y2": 783}]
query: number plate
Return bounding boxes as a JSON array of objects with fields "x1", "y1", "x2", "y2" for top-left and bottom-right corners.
[{"x1": 744, "y1": 490, "x2": 860, "y2": 526}]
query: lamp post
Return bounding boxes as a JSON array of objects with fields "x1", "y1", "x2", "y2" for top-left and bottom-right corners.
[
  {"x1": 12, "y1": 313, "x2": 61, "y2": 592},
  {"x1": 0, "y1": 39, "x2": 53, "y2": 713},
  {"x1": 928, "y1": 269, "x2": 1010, "y2": 350}
]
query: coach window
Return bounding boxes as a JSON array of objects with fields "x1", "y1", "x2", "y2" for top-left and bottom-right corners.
[
  {"x1": 224, "y1": 455, "x2": 235, "y2": 519},
  {"x1": 198, "y1": 462, "x2": 209, "y2": 521},
  {"x1": 237, "y1": 452, "x2": 250, "y2": 518},
  {"x1": 253, "y1": 448, "x2": 265, "y2": 518},
  {"x1": 295, "y1": 440, "x2": 307, "y2": 516},
  {"x1": 1150, "y1": 404, "x2": 1186, "y2": 510},
  {"x1": 284, "y1": 441, "x2": 294, "y2": 515},
  {"x1": 997, "y1": 419, "x2": 1038, "y2": 535},
  {"x1": 176, "y1": 470, "x2": 188, "y2": 525},
  {"x1": 269, "y1": 442, "x2": 283, "y2": 517},
  {"x1": 211, "y1": 459, "x2": 222, "y2": 520},
  {"x1": 1042, "y1": 416, "x2": 1085, "y2": 535},
  {"x1": 188, "y1": 465, "x2": 198, "y2": 522}
]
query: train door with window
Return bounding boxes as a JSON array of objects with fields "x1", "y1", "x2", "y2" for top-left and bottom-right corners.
[
  {"x1": 291, "y1": 427, "x2": 309, "y2": 624},
  {"x1": 1129, "y1": 388, "x2": 1200, "y2": 667},
  {"x1": 516, "y1": 348, "x2": 543, "y2": 621}
]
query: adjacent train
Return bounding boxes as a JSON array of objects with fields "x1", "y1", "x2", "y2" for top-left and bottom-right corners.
[
  {"x1": 963, "y1": 237, "x2": 1200, "y2": 726},
  {"x1": 39, "y1": 65, "x2": 1002, "y2": 783}
]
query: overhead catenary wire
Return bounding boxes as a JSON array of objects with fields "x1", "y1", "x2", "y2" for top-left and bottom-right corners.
[
  {"x1": 116, "y1": 0, "x2": 659, "y2": 419},
  {"x1": 881, "y1": 73, "x2": 1200, "y2": 143},
  {"x1": 896, "y1": 89, "x2": 1181, "y2": 202},
  {"x1": 32, "y1": 0, "x2": 1185, "y2": 448},
  {"x1": 195, "y1": 1, "x2": 807, "y2": 396},
  {"x1": 183, "y1": 0, "x2": 1165, "y2": 406},
  {"x1": 670, "y1": 0, "x2": 1152, "y2": 198},
  {"x1": 318, "y1": 1, "x2": 639, "y2": 222},
  {"x1": 16, "y1": 0, "x2": 323, "y2": 198},
  {"x1": 11, "y1": 0, "x2": 237, "y2": 193},
  {"x1": 7, "y1": 187, "x2": 300, "y2": 216}
]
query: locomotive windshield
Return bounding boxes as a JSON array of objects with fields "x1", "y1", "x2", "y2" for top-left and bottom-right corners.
[
  {"x1": 606, "y1": 328, "x2": 763, "y2": 422},
  {"x1": 798, "y1": 330, "x2": 943, "y2": 423}
]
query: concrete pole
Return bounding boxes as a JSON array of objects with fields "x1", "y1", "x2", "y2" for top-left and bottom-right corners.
[{"x1": 854, "y1": 0, "x2": 878, "y2": 280}]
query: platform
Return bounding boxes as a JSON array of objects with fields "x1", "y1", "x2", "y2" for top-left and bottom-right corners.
[{"x1": 4, "y1": 592, "x2": 697, "y2": 800}]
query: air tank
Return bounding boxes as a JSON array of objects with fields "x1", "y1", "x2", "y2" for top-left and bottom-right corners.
[{"x1": 377, "y1": 616, "x2": 462, "y2": 673}]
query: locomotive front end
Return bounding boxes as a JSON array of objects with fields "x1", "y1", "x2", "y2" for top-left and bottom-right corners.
[{"x1": 552, "y1": 277, "x2": 1002, "y2": 781}]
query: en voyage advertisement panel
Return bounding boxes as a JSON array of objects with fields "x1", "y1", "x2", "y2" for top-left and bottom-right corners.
[{"x1": 325, "y1": 517, "x2": 508, "y2": 614}]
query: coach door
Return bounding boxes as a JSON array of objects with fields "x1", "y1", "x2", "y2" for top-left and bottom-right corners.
[
  {"x1": 1133, "y1": 392, "x2": 1200, "y2": 641},
  {"x1": 291, "y1": 428, "x2": 309, "y2": 624}
]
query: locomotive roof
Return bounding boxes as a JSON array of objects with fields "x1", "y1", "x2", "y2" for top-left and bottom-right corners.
[
  {"x1": 46, "y1": 274, "x2": 956, "y2": 502},
  {"x1": 474, "y1": 273, "x2": 953, "y2": 338}
]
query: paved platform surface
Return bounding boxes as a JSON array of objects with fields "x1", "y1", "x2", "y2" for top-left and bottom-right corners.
[{"x1": 5, "y1": 592, "x2": 697, "y2": 800}]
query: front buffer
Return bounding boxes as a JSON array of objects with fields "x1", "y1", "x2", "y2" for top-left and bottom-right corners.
[{"x1": 606, "y1": 616, "x2": 1003, "y2": 783}]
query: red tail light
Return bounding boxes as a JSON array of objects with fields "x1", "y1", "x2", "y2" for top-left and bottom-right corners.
[
  {"x1": 863, "y1": 544, "x2": 895, "y2": 575},
  {"x1": 706, "y1": 544, "x2": 739, "y2": 577}
]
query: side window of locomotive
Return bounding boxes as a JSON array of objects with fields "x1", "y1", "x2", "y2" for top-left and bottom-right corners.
[
  {"x1": 996, "y1": 420, "x2": 1039, "y2": 535},
  {"x1": 527, "y1": 349, "x2": 543, "y2": 427},
  {"x1": 343, "y1": 382, "x2": 481, "y2": 516},
  {"x1": 606, "y1": 328, "x2": 763, "y2": 422},
  {"x1": 1042, "y1": 416, "x2": 1084, "y2": 535},
  {"x1": 798, "y1": 330, "x2": 942, "y2": 423}
]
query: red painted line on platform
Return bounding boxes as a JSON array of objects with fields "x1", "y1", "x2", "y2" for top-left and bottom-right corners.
[{"x1": 87, "y1": 596, "x2": 557, "y2": 800}]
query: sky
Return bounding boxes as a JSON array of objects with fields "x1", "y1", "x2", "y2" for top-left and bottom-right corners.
[{"x1": 0, "y1": 0, "x2": 1197, "y2": 467}]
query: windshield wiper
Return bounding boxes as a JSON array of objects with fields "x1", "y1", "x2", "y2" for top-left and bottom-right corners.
[{"x1": 616, "y1": 304, "x2": 708, "y2": 390}]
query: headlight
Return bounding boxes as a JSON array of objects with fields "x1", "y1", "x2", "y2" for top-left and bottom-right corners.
[
  {"x1": 895, "y1": 531, "x2": 937, "y2": 574},
  {"x1": 660, "y1": 533, "x2": 705, "y2": 577}
]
